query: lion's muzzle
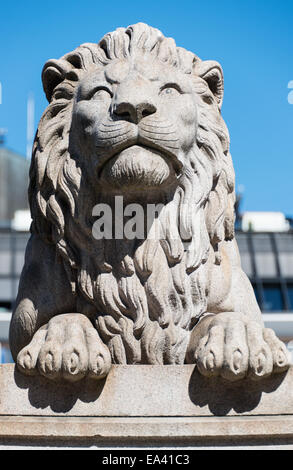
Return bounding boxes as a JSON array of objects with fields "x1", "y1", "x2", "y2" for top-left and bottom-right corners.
[{"x1": 99, "y1": 144, "x2": 179, "y2": 190}]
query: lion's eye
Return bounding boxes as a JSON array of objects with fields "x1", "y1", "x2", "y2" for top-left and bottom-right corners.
[
  {"x1": 202, "y1": 94, "x2": 214, "y2": 105},
  {"x1": 159, "y1": 85, "x2": 181, "y2": 97},
  {"x1": 88, "y1": 87, "x2": 112, "y2": 100}
]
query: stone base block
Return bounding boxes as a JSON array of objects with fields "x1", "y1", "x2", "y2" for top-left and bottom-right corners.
[{"x1": 0, "y1": 364, "x2": 293, "y2": 448}]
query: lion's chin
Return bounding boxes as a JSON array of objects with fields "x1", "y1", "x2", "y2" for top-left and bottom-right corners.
[{"x1": 99, "y1": 145, "x2": 177, "y2": 191}]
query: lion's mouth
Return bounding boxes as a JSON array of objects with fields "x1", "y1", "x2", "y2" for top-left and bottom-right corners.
[
  {"x1": 94, "y1": 118, "x2": 183, "y2": 180},
  {"x1": 97, "y1": 143, "x2": 182, "y2": 180},
  {"x1": 98, "y1": 144, "x2": 182, "y2": 190}
]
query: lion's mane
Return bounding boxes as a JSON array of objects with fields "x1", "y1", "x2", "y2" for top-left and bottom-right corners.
[{"x1": 29, "y1": 23, "x2": 235, "y2": 364}]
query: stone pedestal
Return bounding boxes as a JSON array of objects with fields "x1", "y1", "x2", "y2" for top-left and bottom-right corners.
[{"x1": 1, "y1": 364, "x2": 293, "y2": 448}]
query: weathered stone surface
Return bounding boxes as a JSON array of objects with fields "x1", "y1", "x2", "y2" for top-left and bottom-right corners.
[
  {"x1": 0, "y1": 364, "x2": 292, "y2": 417},
  {"x1": 9, "y1": 23, "x2": 289, "y2": 384},
  {"x1": 1, "y1": 415, "x2": 293, "y2": 448},
  {"x1": 1, "y1": 364, "x2": 293, "y2": 448}
]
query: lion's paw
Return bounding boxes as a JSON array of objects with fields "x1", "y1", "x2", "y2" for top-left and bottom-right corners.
[
  {"x1": 17, "y1": 314, "x2": 111, "y2": 382},
  {"x1": 194, "y1": 313, "x2": 290, "y2": 381}
]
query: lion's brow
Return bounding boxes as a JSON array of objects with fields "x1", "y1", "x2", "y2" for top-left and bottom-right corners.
[
  {"x1": 104, "y1": 66, "x2": 161, "y2": 84},
  {"x1": 105, "y1": 72, "x2": 120, "y2": 85}
]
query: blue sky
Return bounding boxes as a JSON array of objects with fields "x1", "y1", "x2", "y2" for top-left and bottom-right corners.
[{"x1": 1, "y1": 0, "x2": 292, "y2": 214}]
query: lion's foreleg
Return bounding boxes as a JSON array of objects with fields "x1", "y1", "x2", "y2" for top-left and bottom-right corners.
[
  {"x1": 185, "y1": 240, "x2": 290, "y2": 380},
  {"x1": 9, "y1": 234, "x2": 75, "y2": 359},
  {"x1": 10, "y1": 235, "x2": 112, "y2": 381}
]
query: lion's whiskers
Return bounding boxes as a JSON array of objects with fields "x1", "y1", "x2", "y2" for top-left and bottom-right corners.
[{"x1": 95, "y1": 129, "x2": 134, "y2": 147}]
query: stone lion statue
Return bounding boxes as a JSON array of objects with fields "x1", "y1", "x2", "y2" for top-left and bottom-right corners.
[{"x1": 9, "y1": 23, "x2": 290, "y2": 382}]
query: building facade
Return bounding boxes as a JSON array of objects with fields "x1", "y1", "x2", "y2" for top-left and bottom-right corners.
[{"x1": 0, "y1": 147, "x2": 30, "y2": 225}]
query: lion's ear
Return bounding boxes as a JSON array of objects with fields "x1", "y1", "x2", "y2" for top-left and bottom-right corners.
[
  {"x1": 198, "y1": 61, "x2": 224, "y2": 108},
  {"x1": 42, "y1": 59, "x2": 71, "y2": 102}
]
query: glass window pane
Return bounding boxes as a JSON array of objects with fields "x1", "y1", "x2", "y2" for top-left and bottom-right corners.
[
  {"x1": 278, "y1": 254, "x2": 293, "y2": 278},
  {"x1": 263, "y1": 284, "x2": 284, "y2": 312},
  {"x1": 287, "y1": 285, "x2": 293, "y2": 310},
  {"x1": 252, "y1": 234, "x2": 277, "y2": 278},
  {"x1": 275, "y1": 234, "x2": 293, "y2": 277},
  {"x1": 0, "y1": 280, "x2": 12, "y2": 301},
  {"x1": 254, "y1": 253, "x2": 277, "y2": 278},
  {"x1": 0, "y1": 234, "x2": 10, "y2": 251},
  {"x1": 0, "y1": 252, "x2": 11, "y2": 275},
  {"x1": 0, "y1": 234, "x2": 11, "y2": 275}
]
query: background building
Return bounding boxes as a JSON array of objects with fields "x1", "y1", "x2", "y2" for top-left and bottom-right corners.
[
  {"x1": 0, "y1": 145, "x2": 30, "y2": 225},
  {"x1": 0, "y1": 140, "x2": 30, "y2": 362}
]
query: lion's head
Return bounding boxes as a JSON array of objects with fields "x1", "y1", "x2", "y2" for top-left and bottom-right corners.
[{"x1": 29, "y1": 23, "x2": 235, "y2": 364}]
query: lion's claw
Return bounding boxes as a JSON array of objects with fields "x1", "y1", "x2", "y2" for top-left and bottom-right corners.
[
  {"x1": 17, "y1": 314, "x2": 111, "y2": 381},
  {"x1": 194, "y1": 313, "x2": 290, "y2": 381}
]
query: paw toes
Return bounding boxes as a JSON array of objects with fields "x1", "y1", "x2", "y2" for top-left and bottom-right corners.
[
  {"x1": 232, "y1": 349, "x2": 245, "y2": 373},
  {"x1": 38, "y1": 342, "x2": 62, "y2": 379},
  {"x1": 273, "y1": 346, "x2": 291, "y2": 371},
  {"x1": 62, "y1": 345, "x2": 88, "y2": 382},
  {"x1": 221, "y1": 348, "x2": 248, "y2": 381},
  {"x1": 248, "y1": 345, "x2": 273, "y2": 380},
  {"x1": 196, "y1": 349, "x2": 217, "y2": 377},
  {"x1": 17, "y1": 315, "x2": 111, "y2": 382},
  {"x1": 245, "y1": 322, "x2": 272, "y2": 380},
  {"x1": 84, "y1": 324, "x2": 112, "y2": 379},
  {"x1": 263, "y1": 328, "x2": 291, "y2": 373},
  {"x1": 193, "y1": 315, "x2": 290, "y2": 383},
  {"x1": 17, "y1": 327, "x2": 47, "y2": 376},
  {"x1": 88, "y1": 349, "x2": 112, "y2": 379},
  {"x1": 195, "y1": 326, "x2": 224, "y2": 377},
  {"x1": 17, "y1": 348, "x2": 38, "y2": 376},
  {"x1": 221, "y1": 320, "x2": 248, "y2": 381}
]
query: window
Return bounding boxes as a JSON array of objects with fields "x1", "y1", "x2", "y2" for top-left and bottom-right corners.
[
  {"x1": 287, "y1": 284, "x2": 293, "y2": 311},
  {"x1": 252, "y1": 234, "x2": 277, "y2": 278},
  {"x1": 0, "y1": 234, "x2": 11, "y2": 275},
  {"x1": 262, "y1": 283, "x2": 284, "y2": 312},
  {"x1": 275, "y1": 234, "x2": 293, "y2": 277}
]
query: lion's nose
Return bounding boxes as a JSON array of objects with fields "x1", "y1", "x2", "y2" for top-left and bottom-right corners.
[{"x1": 113, "y1": 101, "x2": 157, "y2": 124}]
